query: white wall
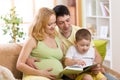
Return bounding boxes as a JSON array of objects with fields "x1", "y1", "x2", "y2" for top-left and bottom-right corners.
[
  {"x1": 56, "y1": 0, "x2": 67, "y2": 5},
  {"x1": 111, "y1": 0, "x2": 120, "y2": 73}
]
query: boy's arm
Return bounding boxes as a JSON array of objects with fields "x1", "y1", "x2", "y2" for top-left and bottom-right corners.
[
  {"x1": 64, "y1": 58, "x2": 76, "y2": 66},
  {"x1": 65, "y1": 46, "x2": 86, "y2": 66},
  {"x1": 64, "y1": 46, "x2": 76, "y2": 66},
  {"x1": 65, "y1": 58, "x2": 86, "y2": 66}
]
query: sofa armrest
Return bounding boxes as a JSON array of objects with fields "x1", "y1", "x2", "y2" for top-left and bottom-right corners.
[
  {"x1": 103, "y1": 65, "x2": 120, "y2": 79},
  {"x1": 0, "y1": 43, "x2": 22, "y2": 79}
]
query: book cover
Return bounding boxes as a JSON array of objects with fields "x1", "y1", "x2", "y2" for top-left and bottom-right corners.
[
  {"x1": 104, "y1": 5, "x2": 109, "y2": 15},
  {"x1": 59, "y1": 63, "x2": 98, "y2": 77},
  {"x1": 100, "y1": 2, "x2": 109, "y2": 16}
]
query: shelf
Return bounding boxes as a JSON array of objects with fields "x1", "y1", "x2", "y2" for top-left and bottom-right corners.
[
  {"x1": 86, "y1": 16, "x2": 110, "y2": 19},
  {"x1": 83, "y1": 0, "x2": 111, "y2": 67},
  {"x1": 93, "y1": 36, "x2": 110, "y2": 40}
]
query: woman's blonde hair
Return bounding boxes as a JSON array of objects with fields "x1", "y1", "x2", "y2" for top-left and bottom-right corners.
[{"x1": 29, "y1": 7, "x2": 57, "y2": 41}]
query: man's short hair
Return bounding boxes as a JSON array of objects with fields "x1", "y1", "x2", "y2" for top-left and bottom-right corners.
[{"x1": 53, "y1": 5, "x2": 70, "y2": 17}]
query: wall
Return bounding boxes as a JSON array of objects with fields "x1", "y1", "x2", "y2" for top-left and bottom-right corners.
[
  {"x1": 111, "y1": 0, "x2": 120, "y2": 73},
  {"x1": 55, "y1": 0, "x2": 67, "y2": 5},
  {"x1": 55, "y1": 0, "x2": 77, "y2": 25}
]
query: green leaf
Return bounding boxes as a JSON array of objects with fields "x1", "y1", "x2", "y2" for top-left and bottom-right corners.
[{"x1": 0, "y1": 7, "x2": 24, "y2": 42}]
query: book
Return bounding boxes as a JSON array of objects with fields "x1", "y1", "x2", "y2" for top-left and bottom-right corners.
[
  {"x1": 59, "y1": 63, "x2": 98, "y2": 77},
  {"x1": 104, "y1": 5, "x2": 109, "y2": 15},
  {"x1": 100, "y1": 2, "x2": 109, "y2": 16}
]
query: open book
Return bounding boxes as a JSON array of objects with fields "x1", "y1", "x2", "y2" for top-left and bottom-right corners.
[{"x1": 59, "y1": 63, "x2": 98, "y2": 76}]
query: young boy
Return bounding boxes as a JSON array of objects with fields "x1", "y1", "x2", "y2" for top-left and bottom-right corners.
[{"x1": 64, "y1": 29, "x2": 107, "y2": 80}]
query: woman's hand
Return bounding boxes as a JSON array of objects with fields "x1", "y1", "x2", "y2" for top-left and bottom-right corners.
[
  {"x1": 26, "y1": 58, "x2": 56, "y2": 80},
  {"x1": 40, "y1": 68, "x2": 56, "y2": 80}
]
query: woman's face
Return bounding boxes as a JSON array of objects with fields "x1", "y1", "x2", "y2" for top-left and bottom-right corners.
[{"x1": 45, "y1": 14, "x2": 56, "y2": 35}]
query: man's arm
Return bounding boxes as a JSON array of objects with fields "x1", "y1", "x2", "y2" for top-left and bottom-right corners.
[
  {"x1": 90, "y1": 47, "x2": 103, "y2": 75},
  {"x1": 94, "y1": 47, "x2": 102, "y2": 64},
  {"x1": 26, "y1": 57, "x2": 40, "y2": 69}
]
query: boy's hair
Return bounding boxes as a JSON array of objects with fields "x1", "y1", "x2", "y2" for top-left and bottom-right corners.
[
  {"x1": 53, "y1": 5, "x2": 70, "y2": 17},
  {"x1": 75, "y1": 29, "x2": 91, "y2": 42}
]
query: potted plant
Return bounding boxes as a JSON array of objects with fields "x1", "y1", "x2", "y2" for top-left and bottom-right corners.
[{"x1": 0, "y1": 7, "x2": 24, "y2": 43}]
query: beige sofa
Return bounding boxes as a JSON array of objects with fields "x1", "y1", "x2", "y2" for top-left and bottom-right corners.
[
  {"x1": 0, "y1": 42, "x2": 120, "y2": 80},
  {"x1": 0, "y1": 43, "x2": 22, "y2": 79}
]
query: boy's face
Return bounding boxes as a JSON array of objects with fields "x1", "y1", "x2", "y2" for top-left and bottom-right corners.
[{"x1": 75, "y1": 39, "x2": 91, "y2": 54}]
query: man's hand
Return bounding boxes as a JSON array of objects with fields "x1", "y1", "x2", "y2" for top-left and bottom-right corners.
[
  {"x1": 26, "y1": 57, "x2": 40, "y2": 69},
  {"x1": 91, "y1": 63, "x2": 102, "y2": 74}
]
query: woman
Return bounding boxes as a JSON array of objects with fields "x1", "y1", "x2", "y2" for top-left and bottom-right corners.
[{"x1": 16, "y1": 7, "x2": 64, "y2": 80}]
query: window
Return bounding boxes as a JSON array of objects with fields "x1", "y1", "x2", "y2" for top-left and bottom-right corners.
[{"x1": 0, "y1": 0, "x2": 55, "y2": 43}]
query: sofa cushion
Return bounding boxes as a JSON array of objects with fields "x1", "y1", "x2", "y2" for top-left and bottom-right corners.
[
  {"x1": 0, "y1": 43, "x2": 22, "y2": 79},
  {"x1": 93, "y1": 40, "x2": 108, "y2": 61}
]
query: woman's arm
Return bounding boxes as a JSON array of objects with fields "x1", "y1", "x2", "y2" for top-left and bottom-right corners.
[{"x1": 16, "y1": 37, "x2": 41, "y2": 75}]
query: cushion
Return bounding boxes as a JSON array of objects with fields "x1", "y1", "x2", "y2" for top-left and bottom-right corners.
[{"x1": 93, "y1": 40, "x2": 108, "y2": 61}]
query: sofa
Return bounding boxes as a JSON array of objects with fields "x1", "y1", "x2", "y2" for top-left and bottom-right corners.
[
  {"x1": 0, "y1": 43, "x2": 23, "y2": 79},
  {"x1": 0, "y1": 40, "x2": 120, "y2": 80}
]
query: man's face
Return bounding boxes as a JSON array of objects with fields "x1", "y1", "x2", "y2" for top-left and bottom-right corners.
[{"x1": 56, "y1": 15, "x2": 72, "y2": 33}]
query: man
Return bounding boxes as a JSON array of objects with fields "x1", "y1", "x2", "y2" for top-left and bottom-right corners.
[{"x1": 54, "y1": 5, "x2": 116, "y2": 80}]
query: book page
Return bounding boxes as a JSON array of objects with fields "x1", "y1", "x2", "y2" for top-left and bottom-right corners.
[
  {"x1": 82, "y1": 57, "x2": 93, "y2": 67},
  {"x1": 65, "y1": 65, "x2": 83, "y2": 71}
]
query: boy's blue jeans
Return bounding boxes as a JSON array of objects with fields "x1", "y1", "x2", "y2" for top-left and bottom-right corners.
[{"x1": 104, "y1": 73, "x2": 118, "y2": 80}]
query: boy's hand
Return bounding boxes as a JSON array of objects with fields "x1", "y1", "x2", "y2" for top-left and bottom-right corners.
[
  {"x1": 26, "y1": 57, "x2": 40, "y2": 69},
  {"x1": 75, "y1": 59, "x2": 86, "y2": 66}
]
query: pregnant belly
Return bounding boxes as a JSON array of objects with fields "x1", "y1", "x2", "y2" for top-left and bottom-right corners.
[{"x1": 35, "y1": 59, "x2": 63, "y2": 76}]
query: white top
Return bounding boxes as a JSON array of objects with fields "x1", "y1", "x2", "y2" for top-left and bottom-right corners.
[{"x1": 65, "y1": 45, "x2": 95, "y2": 66}]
